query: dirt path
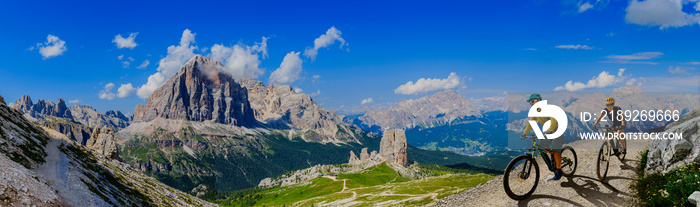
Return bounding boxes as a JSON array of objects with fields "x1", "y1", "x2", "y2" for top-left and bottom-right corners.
[{"x1": 432, "y1": 139, "x2": 649, "y2": 207}]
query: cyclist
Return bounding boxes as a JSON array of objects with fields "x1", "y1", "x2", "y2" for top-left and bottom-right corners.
[
  {"x1": 520, "y1": 93, "x2": 564, "y2": 180},
  {"x1": 593, "y1": 97, "x2": 626, "y2": 155}
]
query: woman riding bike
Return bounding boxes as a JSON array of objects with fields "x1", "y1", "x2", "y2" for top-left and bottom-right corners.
[
  {"x1": 593, "y1": 97, "x2": 627, "y2": 155},
  {"x1": 520, "y1": 93, "x2": 564, "y2": 180}
]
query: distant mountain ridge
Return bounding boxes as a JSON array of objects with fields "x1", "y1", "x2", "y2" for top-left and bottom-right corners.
[
  {"x1": 351, "y1": 90, "x2": 481, "y2": 134},
  {"x1": 12, "y1": 95, "x2": 130, "y2": 131}
]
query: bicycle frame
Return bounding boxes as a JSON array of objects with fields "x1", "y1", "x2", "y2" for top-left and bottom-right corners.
[{"x1": 528, "y1": 140, "x2": 557, "y2": 172}]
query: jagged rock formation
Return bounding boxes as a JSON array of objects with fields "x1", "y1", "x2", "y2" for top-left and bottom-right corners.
[
  {"x1": 349, "y1": 150, "x2": 360, "y2": 165},
  {"x1": 0, "y1": 94, "x2": 5, "y2": 105},
  {"x1": 86, "y1": 126, "x2": 121, "y2": 161},
  {"x1": 39, "y1": 116, "x2": 92, "y2": 145},
  {"x1": 133, "y1": 54, "x2": 256, "y2": 127},
  {"x1": 12, "y1": 95, "x2": 129, "y2": 131},
  {"x1": 69, "y1": 104, "x2": 130, "y2": 130},
  {"x1": 240, "y1": 78, "x2": 355, "y2": 142},
  {"x1": 645, "y1": 110, "x2": 700, "y2": 175},
  {"x1": 380, "y1": 129, "x2": 409, "y2": 167},
  {"x1": 0, "y1": 99, "x2": 214, "y2": 206},
  {"x1": 352, "y1": 90, "x2": 481, "y2": 134},
  {"x1": 348, "y1": 129, "x2": 410, "y2": 167},
  {"x1": 12, "y1": 95, "x2": 73, "y2": 121}
]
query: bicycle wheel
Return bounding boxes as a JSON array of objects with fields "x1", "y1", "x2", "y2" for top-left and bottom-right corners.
[
  {"x1": 560, "y1": 146, "x2": 577, "y2": 177},
  {"x1": 617, "y1": 139, "x2": 626, "y2": 161},
  {"x1": 597, "y1": 142, "x2": 610, "y2": 181},
  {"x1": 503, "y1": 155, "x2": 539, "y2": 200}
]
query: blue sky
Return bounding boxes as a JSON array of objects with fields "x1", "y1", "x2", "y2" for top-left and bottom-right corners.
[{"x1": 0, "y1": 0, "x2": 698, "y2": 114}]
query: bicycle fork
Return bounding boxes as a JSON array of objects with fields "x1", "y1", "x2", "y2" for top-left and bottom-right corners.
[{"x1": 520, "y1": 154, "x2": 534, "y2": 179}]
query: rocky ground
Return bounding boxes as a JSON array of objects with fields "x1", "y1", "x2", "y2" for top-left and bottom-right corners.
[{"x1": 432, "y1": 138, "x2": 650, "y2": 207}]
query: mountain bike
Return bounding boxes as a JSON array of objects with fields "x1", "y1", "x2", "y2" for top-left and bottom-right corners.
[
  {"x1": 594, "y1": 125, "x2": 626, "y2": 181},
  {"x1": 503, "y1": 135, "x2": 577, "y2": 200}
]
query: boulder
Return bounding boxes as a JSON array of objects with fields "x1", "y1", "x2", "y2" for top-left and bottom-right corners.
[
  {"x1": 689, "y1": 191, "x2": 700, "y2": 206},
  {"x1": 645, "y1": 110, "x2": 700, "y2": 175}
]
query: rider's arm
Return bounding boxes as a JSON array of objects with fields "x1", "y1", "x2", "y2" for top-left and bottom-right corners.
[
  {"x1": 523, "y1": 117, "x2": 535, "y2": 135},
  {"x1": 546, "y1": 117, "x2": 558, "y2": 133},
  {"x1": 594, "y1": 111, "x2": 604, "y2": 125}
]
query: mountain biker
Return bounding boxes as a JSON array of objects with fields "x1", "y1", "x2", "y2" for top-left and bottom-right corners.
[
  {"x1": 593, "y1": 97, "x2": 626, "y2": 155},
  {"x1": 520, "y1": 93, "x2": 564, "y2": 180}
]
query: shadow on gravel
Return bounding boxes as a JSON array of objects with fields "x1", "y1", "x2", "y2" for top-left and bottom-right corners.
[
  {"x1": 516, "y1": 195, "x2": 584, "y2": 207},
  {"x1": 516, "y1": 174, "x2": 634, "y2": 207},
  {"x1": 560, "y1": 175, "x2": 632, "y2": 206}
]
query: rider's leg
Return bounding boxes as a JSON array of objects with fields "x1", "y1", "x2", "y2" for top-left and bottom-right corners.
[
  {"x1": 553, "y1": 151, "x2": 562, "y2": 169},
  {"x1": 617, "y1": 129, "x2": 626, "y2": 153}
]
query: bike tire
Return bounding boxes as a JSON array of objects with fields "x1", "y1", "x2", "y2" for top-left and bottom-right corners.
[
  {"x1": 561, "y1": 146, "x2": 577, "y2": 177},
  {"x1": 618, "y1": 139, "x2": 626, "y2": 161},
  {"x1": 597, "y1": 142, "x2": 610, "y2": 181},
  {"x1": 503, "y1": 155, "x2": 539, "y2": 200}
]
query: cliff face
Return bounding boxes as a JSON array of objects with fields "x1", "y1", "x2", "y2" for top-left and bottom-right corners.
[
  {"x1": 133, "y1": 55, "x2": 256, "y2": 127},
  {"x1": 39, "y1": 116, "x2": 92, "y2": 145},
  {"x1": 240, "y1": 78, "x2": 356, "y2": 142}
]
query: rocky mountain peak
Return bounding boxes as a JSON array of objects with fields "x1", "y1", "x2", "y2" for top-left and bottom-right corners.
[
  {"x1": 133, "y1": 55, "x2": 256, "y2": 126},
  {"x1": 14, "y1": 94, "x2": 33, "y2": 112},
  {"x1": 0, "y1": 94, "x2": 4, "y2": 105},
  {"x1": 239, "y1": 78, "x2": 352, "y2": 142},
  {"x1": 54, "y1": 97, "x2": 72, "y2": 119}
]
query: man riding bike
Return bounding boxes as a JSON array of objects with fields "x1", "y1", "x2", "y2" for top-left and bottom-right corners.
[
  {"x1": 520, "y1": 93, "x2": 564, "y2": 180},
  {"x1": 593, "y1": 97, "x2": 626, "y2": 155}
]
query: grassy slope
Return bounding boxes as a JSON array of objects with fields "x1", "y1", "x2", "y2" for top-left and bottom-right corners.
[{"x1": 214, "y1": 163, "x2": 494, "y2": 206}]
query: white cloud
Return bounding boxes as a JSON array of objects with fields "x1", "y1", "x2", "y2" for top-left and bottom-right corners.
[
  {"x1": 98, "y1": 83, "x2": 116, "y2": 100},
  {"x1": 122, "y1": 61, "x2": 131, "y2": 68},
  {"x1": 137, "y1": 29, "x2": 197, "y2": 99},
  {"x1": 668, "y1": 66, "x2": 695, "y2": 74},
  {"x1": 68, "y1": 99, "x2": 81, "y2": 104},
  {"x1": 523, "y1": 48, "x2": 538, "y2": 51},
  {"x1": 687, "y1": 62, "x2": 700, "y2": 65},
  {"x1": 361, "y1": 98, "x2": 374, "y2": 104},
  {"x1": 294, "y1": 88, "x2": 303, "y2": 93},
  {"x1": 394, "y1": 72, "x2": 462, "y2": 95},
  {"x1": 555, "y1": 44, "x2": 594, "y2": 49},
  {"x1": 304, "y1": 27, "x2": 346, "y2": 60},
  {"x1": 554, "y1": 68, "x2": 628, "y2": 91},
  {"x1": 625, "y1": 0, "x2": 700, "y2": 29},
  {"x1": 312, "y1": 75, "x2": 321, "y2": 79},
  {"x1": 137, "y1": 60, "x2": 150, "y2": 69},
  {"x1": 37, "y1": 34, "x2": 67, "y2": 59},
  {"x1": 269, "y1": 51, "x2": 303, "y2": 84},
  {"x1": 112, "y1": 32, "x2": 138, "y2": 49},
  {"x1": 117, "y1": 83, "x2": 136, "y2": 98},
  {"x1": 605, "y1": 52, "x2": 663, "y2": 64},
  {"x1": 578, "y1": 1, "x2": 594, "y2": 12},
  {"x1": 118, "y1": 55, "x2": 124, "y2": 60},
  {"x1": 209, "y1": 36, "x2": 268, "y2": 80},
  {"x1": 310, "y1": 90, "x2": 321, "y2": 97}
]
